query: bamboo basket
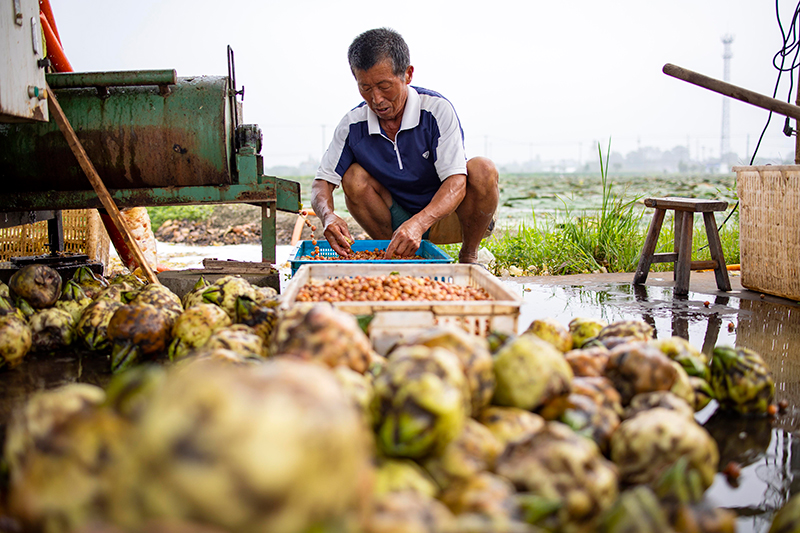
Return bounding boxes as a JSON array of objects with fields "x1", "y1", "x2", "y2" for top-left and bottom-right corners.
[
  {"x1": 0, "y1": 209, "x2": 110, "y2": 265},
  {"x1": 734, "y1": 165, "x2": 800, "y2": 300}
]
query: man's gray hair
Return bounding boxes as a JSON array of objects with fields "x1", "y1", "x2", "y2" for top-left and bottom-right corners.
[{"x1": 348, "y1": 28, "x2": 410, "y2": 77}]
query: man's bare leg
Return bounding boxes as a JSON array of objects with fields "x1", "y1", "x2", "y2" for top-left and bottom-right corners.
[
  {"x1": 341, "y1": 163, "x2": 394, "y2": 239},
  {"x1": 456, "y1": 157, "x2": 499, "y2": 263}
]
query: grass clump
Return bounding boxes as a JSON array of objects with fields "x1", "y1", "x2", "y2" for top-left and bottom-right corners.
[
  {"x1": 456, "y1": 140, "x2": 740, "y2": 276},
  {"x1": 483, "y1": 141, "x2": 646, "y2": 276},
  {"x1": 147, "y1": 205, "x2": 215, "y2": 231}
]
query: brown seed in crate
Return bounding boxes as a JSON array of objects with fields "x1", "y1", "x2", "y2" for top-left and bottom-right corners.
[
  {"x1": 294, "y1": 275, "x2": 491, "y2": 303},
  {"x1": 300, "y1": 248, "x2": 425, "y2": 261}
]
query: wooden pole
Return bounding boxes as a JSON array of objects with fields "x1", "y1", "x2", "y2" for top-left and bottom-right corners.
[
  {"x1": 45, "y1": 83, "x2": 160, "y2": 284},
  {"x1": 663, "y1": 63, "x2": 800, "y2": 122}
]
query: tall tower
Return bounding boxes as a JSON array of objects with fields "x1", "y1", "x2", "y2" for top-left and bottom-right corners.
[{"x1": 720, "y1": 35, "x2": 734, "y2": 162}]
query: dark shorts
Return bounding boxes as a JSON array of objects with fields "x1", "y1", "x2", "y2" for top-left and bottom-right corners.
[
  {"x1": 390, "y1": 202, "x2": 431, "y2": 240},
  {"x1": 389, "y1": 201, "x2": 468, "y2": 244}
]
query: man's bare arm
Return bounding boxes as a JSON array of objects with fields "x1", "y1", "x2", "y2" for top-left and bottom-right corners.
[{"x1": 310, "y1": 179, "x2": 353, "y2": 256}]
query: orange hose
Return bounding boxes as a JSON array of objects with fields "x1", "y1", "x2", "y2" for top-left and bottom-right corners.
[
  {"x1": 40, "y1": 13, "x2": 72, "y2": 72},
  {"x1": 39, "y1": 0, "x2": 61, "y2": 46}
]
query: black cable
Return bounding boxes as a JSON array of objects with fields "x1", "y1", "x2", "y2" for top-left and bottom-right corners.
[{"x1": 699, "y1": 0, "x2": 800, "y2": 251}]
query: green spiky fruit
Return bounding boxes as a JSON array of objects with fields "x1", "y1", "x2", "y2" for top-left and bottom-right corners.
[
  {"x1": 60, "y1": 279, "x2": 88, "y2": 302},
  {"x1": 495, "y1": 422, "x2": 619, "y2": 532},
  {"x1": 486, "y1": 330, "x2": 515, "y2": 354},
  {"x1": 560, "y1": 393, "x2": 621, "y2": 455},
  {"x1": 0, "y1": 294, "x2": 26, "y2": 321},
  {"x1": 477, "y1": 406, "x2": 545, "y2": 448},
  {"x1": 373, "y1": 458, "x2": 439, "y2": 498},
  {"x1": 492, "y1": 333, "x2": 573, "y2": 416},
  {"x1": 128, "y1": 284, "x2": 182, "y2": 324},
  {"x1": 439, "y1": 471, "x2": 520, "y2": 521},
  {"x1": 604, "y1": 341, "x2": 679, "y2": 405},
  {"x1": 55, "y1": 297, "x2": 92, "y2": 324},
  {"x1": 610, "y1": 408, "x2": 719, "y2": 488},
  {"x1": 571, "y1": 376, "x2": 624, "y2": 416},
  {"x1": 29, "y1": 307, "x2": 75, "y2": 352},
  {"x1": 371, "y1": 345, "x2": 469, "y2": 459},
  {"x1": 270, "y1": 303, "x2": 373, "y2": 374},
  {"x1": 9, "y1": 264, "x2": 62, "y2": 309},
  {"x1": 235, "y1": 296, "x2": 279, "y2": 348},
  {"x1": 4, "y1": 384, "x2": 131, "y2": 533},
  {"x1": 181, "y1": 275, "x2": 211, "y2": 309},
  {"x1": 203, "y1": 324, "x2": 267, "y2": 359},
  {"x1": 71, "y1": 266, "x2": 108, "y2": 299},
  {"x1": 110, "y1": 359, "x2": 373, "y2": 533},
  {"x1": 525, "y1": 317, "x2": 573, "y2": 353},
  {"x1": 167, "y1": 303, "x2": 232, "y2": 360},
  {"x1": 107, "y1": 304, "x2": 172, "y2": 373},
  {"x1": 75, "y1": 298, "x2": 124, "y2": 351},
  {"x1": 599, "y1": 485, "x2": 672, "y2": 533},
  {"x1": 107, "y1": 272, "x2": 145, "y2": 290},
  {"x1": 689, "y1": 376, "x2": 714, "y2": 411},
  {"x1": 103, "y1": 364, "x2": 168, "y2": 421},
  {"x1": 0, "y1": 315, "x2": 33, "y2": 369},
  {"x1": 651, "y1": 336, "x2": 711, "y2": 381},
  {"x1": 201, "y1": 275, "x2": 256, "y2": 319},
  {"x1": 623, "y1": 391, "x2": 695, "y2": 421},
  {"x1": 397, "y1": 326, "x2": 495, "y2": 415},
  {"x1": 367, "y1": 491, "x2": 456, "y2": 533},
  {"x1": 597, "y1": 320, "x2": 655, "y2": 343},
  {"x1": 178, "y1": 347, "x2": 264, "y2": 368},
  {"x1": 564, "y1": 346, "x2": 610, "y2": 378},
  {"x1": 332, "y1": 365, "x2": 373, "y2": 414},
  {"x1": 769, "y1": 493, "x2": 800, "y2": 533},
  {"x1": 568, "y1": 317, "x2": 608, "y2": 349},
  {"x1": 421, "y1": 418, "x2": 504, "y2": 490},
  {"x1": 711, "y1": 345, "x2": 775, "y2": 415}
]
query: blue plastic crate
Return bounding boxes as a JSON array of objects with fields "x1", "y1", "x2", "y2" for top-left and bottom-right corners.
[{"x1": 289, "y1": 239, "x2": 453, "y2": 276}]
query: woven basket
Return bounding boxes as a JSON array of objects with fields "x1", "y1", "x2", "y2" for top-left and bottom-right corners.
[
  {"x1": 0, "y1": 209, "x2": 110, "y2": 265},
  {"x1": 735, "y1": 165, "x2": 800, "y2": 301}
]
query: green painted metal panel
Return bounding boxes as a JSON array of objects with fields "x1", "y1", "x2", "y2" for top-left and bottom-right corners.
[{"x1": 0, "y1": 75, "x2": 233, "y2": 192}]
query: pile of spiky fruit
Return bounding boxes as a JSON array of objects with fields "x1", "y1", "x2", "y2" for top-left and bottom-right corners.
[{"x1": 0, "y1": 261, "x2": 784, "y2": 533}]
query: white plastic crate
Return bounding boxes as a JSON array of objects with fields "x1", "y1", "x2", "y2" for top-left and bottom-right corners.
[{"x1": 281, "y1": 263, "x2": 522, "y2": 355}]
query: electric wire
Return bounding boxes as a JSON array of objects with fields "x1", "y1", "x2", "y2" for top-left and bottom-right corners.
[{"x1": 709, "y1": 0, "x2": 800, "y2": 243}]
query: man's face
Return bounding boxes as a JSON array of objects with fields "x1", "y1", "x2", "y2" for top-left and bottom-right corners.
[{"x1": 354, "y1": 59, "x2": 413, "y2": 122}]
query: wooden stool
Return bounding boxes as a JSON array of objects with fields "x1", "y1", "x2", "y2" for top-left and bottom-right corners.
[{"x1": 633, "y1": 197, "x2": 731, "y2": 296}]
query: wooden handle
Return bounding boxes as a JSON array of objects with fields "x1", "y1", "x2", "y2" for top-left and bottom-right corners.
[
  {"x1": 46, "y1": 83, "x2": 160, "y2": 285},
  {"x1": 663, "y1": 63, "x2": 800, "y2": 121}
]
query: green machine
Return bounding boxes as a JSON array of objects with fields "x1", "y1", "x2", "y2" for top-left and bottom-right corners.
[{"x1": 0, "y1": 53, "x2": 300, "y2": 266}]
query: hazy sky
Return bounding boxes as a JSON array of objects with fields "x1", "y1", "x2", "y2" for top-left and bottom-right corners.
[{"x1": 51, "y1": 0, "x2": 798, "y2": 167}]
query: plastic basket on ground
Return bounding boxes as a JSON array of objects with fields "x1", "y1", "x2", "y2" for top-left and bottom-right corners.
[
  {"x1": 281, "y1": 263, "x2": 522, "y2": 355},
  {"x1": 734, "y1": 165, "x2": 800, "y2": 300},
  {"x1": 288, "y1": 239, "x2": 452, "y2": 276}
]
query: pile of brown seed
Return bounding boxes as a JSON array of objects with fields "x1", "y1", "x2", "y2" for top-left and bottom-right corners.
[
  {"x1": 294, "y1": 275, "x2": 491, "y2": 303},
  {"x1": 300, "y1": 248, "x2": 425, "y2": 261}
]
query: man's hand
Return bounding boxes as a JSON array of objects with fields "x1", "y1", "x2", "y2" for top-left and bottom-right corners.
[
  {"x1": 384, "y1": 218, "x2": 425, "y2": 259},
  {"x1": 322, "y1": 214, "x2": 354, "y2": 257}
]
